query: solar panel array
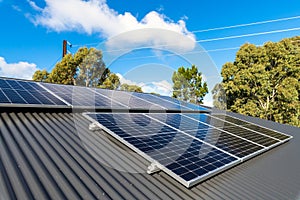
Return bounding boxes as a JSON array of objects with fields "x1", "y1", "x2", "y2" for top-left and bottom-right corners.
[
  {"x1": 0, "y1": 77, "x2": 292, "y2": 188},
  {"x1": 85, "y1": 112, "x2": 292, "y2": 188},
  {"x1": 0, "y1": 77, "x2": 208, "y2": 111}
]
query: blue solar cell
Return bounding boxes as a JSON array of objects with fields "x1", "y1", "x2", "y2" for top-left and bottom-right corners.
[
  {"x1": 2, "y1": 89, "x2": 27, "y2": 104},
  {"x1": 6, "y1": 80, "x2": 25, "y2": 90},
  {"x1": 0, "y1": 89, "x2": 10, "y2": 103},
  {"x1": 0, "y1": 79, "x2": 11, "y2": 89},
  {"x1": 17, "y1": 90, "x2": 41, "y2": 104}
]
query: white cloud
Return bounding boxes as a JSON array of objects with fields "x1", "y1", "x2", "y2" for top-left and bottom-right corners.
[
  {"x1": 141, "y1": 80, "x2": 173, "y2": 96},
  {"x1": 116, "y1": 73, "x2": 141, "y2": 86},
  {"x1": 27, "y1": 0, "x2": 43, "y2": 12},
  {"x1": 28, "y1": 0, "x2": 195, "y2": 51},
  {"x1": 116, "y1": 73, "x2": 172, "y2": 96},
  {"x1": 0, "y1": 57, "x2": 39, "y2": 80}
]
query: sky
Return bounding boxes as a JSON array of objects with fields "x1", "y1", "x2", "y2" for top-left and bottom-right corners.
[{"x1": 0, "y1": 0, "x2": 300, "y2": 105}]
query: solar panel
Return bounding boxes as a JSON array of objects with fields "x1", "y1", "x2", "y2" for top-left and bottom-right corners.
[
  {"x1": 84, "y1": 112, "x2": 292, "y2": 188},
  {"x1": 40, "y1": 83, "x2": 129, "y2": 109},
  {"x1": 85, "y1": 113, "x2": 239, "y2": 187},
  {"x1": 0, "y1": 78, "x2": 68, "y2": 107}
]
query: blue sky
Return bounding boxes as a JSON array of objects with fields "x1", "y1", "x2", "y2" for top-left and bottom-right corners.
[{"x1": 0, "y1": 0, "x2": 300, "y2": 105}]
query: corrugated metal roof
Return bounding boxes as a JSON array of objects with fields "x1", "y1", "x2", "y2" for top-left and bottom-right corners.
[{"x1": 1, "y1": 110, "x2": 300, "y2": 200}]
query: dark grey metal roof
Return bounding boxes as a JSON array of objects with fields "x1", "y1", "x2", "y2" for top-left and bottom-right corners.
[{"x1": 1, "y1": 110, "x2": 300, "y2": 200}]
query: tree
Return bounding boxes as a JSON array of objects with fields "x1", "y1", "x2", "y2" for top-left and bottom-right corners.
[
  {"x1": 120, "y1": 83, "x2": 143, "y2": 92},
  {"x1": 99, "y1": 73, "x2": 120, "y2": 90},
  {"x1": 220, "y1": 36, "x2": 300, "y2": 127},
  {"x1": 32, "y1": 69, "x2": 49, "y2": 82},
  {"x1": 172, "y1": 65, "x2": 208, "y2": 104},
  {"x1": 47, "y1": 54, "x2": 77, "y2": 85},
  {"x1": 36, "y1": 47, "x2": 109, "y2": 86},
  {"x1": 75, "y1": 47, "x2": 109, "y2": 87},
  {"x1": 212, "y1": 83, "x2": 226, "y2": 110}
]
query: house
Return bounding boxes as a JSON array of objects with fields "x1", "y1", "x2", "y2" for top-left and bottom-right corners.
[{"x1": 1, "y1": 77, "x2": 299, "y2": 200}]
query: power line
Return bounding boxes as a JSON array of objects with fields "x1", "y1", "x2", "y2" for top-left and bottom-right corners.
[
  {"x1": 46, "y1": 55, "x2": 62, "y2": 71},
  {"x1": 112, "y1": 38, "x2": 300, "y2": 62},
  {"x1": 115, "y1": 45, "x2": 263, "y2": 61},
  {"x1": 68, "y1": 19, "x2": 300, "y2": 53},
  {"x1": 98, "y1": 26, "x2": 300, "y2": 53},
  {"x1": 70, "y1": 14, "x2": 300, "y2": 48},
  {"x1": 192, "y1": 15, "x2": 300, "y2": 33},
  {"x1": 196, "y1": 27, "x2": 300, "y2": 43}
]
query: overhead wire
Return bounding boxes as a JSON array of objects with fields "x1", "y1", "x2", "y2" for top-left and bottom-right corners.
[
  {"x1": 46, "y1": 55, "x2": 62, "y2": 71},
  {"x1": 117, "y1": 39, "x2": 300, "y2": 61},
  {"x1": 196, "y1": 27, "x2": 300, "y2": 43},
  {"x1": 69, "y1": 14, "x2": 300, "y2": 49},
  {"x1": 92, "y1": 26, "x2": 300, "y2": 54},
  {"x1": 191, "y1": 15, "x2": 300, "y2": 33},
  {"x1": 58, "y1": 15, "x2": 300, "y2": 65},
  {"x1": 116, "y1": 45, "x2": 263, "y2": 61}
]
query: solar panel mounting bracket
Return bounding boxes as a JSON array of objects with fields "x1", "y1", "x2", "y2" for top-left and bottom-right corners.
[
  {"x1": 89, "y1": 122, "x2": 102, "y2": 131},
  {"x1": 147, "y1": 162, "x2": 161, "y2": 174}
]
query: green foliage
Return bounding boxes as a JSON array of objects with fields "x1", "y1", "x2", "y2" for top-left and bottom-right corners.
[
  {"x1": 32, "y1": 69, "x2": 49, "y2": 82},
  {"x1": 99, "y1": 73, "x2": 120, "y2": 90},
  {"x1": 172, "y1": 65, "x2": 208, "y2": 104},
  {"x1": 75, "y1": 47, "x2": 109, "y2": 87},
  {"x1": 220, "y1": 36, "x2": 300, "y2": 127},
  {"x1": 120, "y1": 83, "x2": 143, "y2": 93},
  {"x1": 47, "y1": 54, "x2": 77, "y2": 85},
  {"x1": 36, "y1": 47, "x2": 108, "y2": 86}
]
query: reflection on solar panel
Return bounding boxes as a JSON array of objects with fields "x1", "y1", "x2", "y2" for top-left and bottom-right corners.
[
  {"x1": 212, "y1": 114, "x2": 291, "y2": 141},
  {"x1": 85, "y1": 113, "x2": 292, "y2": 188},
  {"x1": 155, "y1": 95, "x2": 208, "y2": 111},
  {"x1": 40, "y1": 83, "x2": 128, "y2": 109},
  {"x1": 0, "y1": 78, "x2": 210, "y2": 111},
  {"x1": 0, "y1": 78, "x2": 67, "y2": 106},
  {"x1": 94, "y1": 88, "x2": 164, "y2": 110},
  {"x1": 132, "y1": 92, "x2": 206, "y2": 111}
]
